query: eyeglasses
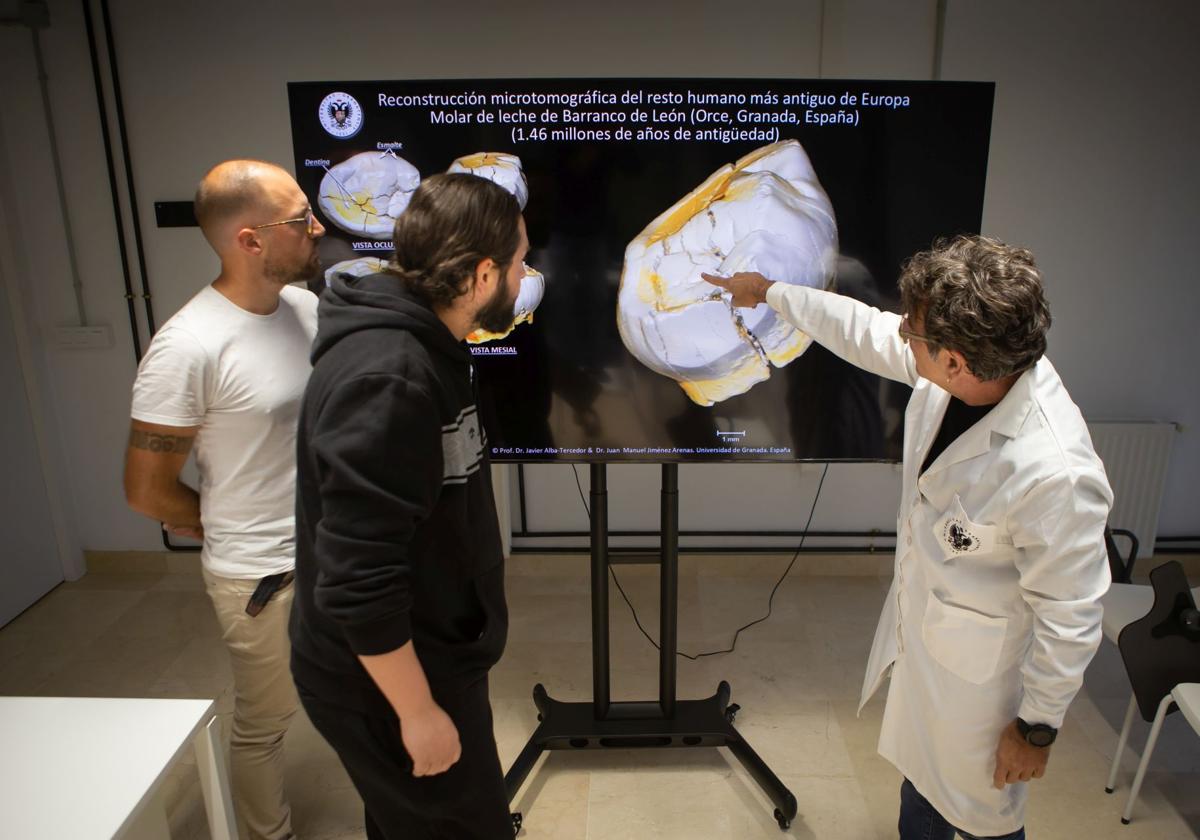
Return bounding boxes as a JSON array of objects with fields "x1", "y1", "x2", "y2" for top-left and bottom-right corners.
[
  {"x1": 252, "y1": 208, "x2": 317, "y2": 236},
  {"x1": 898, "y1": 313, "x2": 933, "y2": 346}
]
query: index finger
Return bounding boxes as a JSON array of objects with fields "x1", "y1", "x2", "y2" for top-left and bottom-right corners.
[{"x1": 700, "y1": 272, "x2": 730, "y2": 289}]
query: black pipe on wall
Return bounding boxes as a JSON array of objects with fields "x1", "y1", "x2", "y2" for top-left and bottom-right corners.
[
  {"x1": 81, "y1": 0, "x2": 140, "y2": 362},
  {"x1": 98, "y1": 0, "x2": 155, "y2": 337},
  {"x1": 85, "y1": 1, "x2": 180, "y2": 548}
]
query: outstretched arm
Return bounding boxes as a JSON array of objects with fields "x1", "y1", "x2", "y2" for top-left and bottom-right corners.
[{"x1": 702, "y1": 271, "x2": 918, "y2": 386}]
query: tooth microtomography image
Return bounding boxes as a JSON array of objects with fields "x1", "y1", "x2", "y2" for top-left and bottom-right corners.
[
  {"x1": 447, "y1": 152, "x2": 529, "y2": 209},
  {"x1": 449, "y1": 152, "x2": 543, "y2": 344},
  {"x1": 318, "y1": 150, "x2": 421, "y2": 239},
  {"x1": 466, "y1": 263, "x2": 546, "y2": 345},
  {"x1": 617, "y1": 140, "x2": 838, "y2": 406},
  {"x1": 322, "y1": 256, "x2": 389, "y2": 287},
  {"x1": 321, "y1": 255, "x2": 544, "y2": 345}
]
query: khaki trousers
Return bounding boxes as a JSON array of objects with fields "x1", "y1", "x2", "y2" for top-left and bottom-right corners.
[{"x1": 203, "y1": 568, "x2": 297, "y2": 840}]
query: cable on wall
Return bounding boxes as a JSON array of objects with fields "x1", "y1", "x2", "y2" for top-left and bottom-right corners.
[
  {"x1": 97, "y1": 0, "x2": 156, "y2": 337},
  {"x1": 511, "y1": 463, "x2": 896, "y2": 554},
  {"x1": 80, "y1": 0, "x2": 141, "y2": 361},
  {"x1": 84, "y1": 0, "x2": 183, "y2": 549}
]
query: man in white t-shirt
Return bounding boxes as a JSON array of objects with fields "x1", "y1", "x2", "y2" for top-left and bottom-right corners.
[{"x1": 124, "y1": 160, "x2": 324, "y2": 840}]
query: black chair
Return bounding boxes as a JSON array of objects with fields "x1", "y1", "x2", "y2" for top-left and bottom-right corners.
[
  {"x1": 1105, "y1": 526, "x2": 1139, "y2": 584},
  {"x1": 1105, "y1": 560, "x2": 1200, "y2": 824}
]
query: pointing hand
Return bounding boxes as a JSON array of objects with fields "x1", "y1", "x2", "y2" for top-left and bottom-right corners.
[{"x1": 701, "y1": 271, "x2": 773, "y2": 308}]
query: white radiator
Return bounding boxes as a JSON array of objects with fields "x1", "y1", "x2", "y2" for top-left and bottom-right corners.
[{"x1": 1086, "y1": 421, "x2": 1177, "y2": 558}]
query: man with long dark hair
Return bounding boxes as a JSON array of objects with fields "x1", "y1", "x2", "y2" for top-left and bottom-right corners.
[{"x1": 292, "y1": 173, "x2": 528, "y2": 839}]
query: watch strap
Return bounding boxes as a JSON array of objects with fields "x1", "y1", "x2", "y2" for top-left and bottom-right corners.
[{"x1": 1016, "y1": 717, "x2": 1057, "y2": 746}]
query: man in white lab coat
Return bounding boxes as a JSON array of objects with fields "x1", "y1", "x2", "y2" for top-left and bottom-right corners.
[{"x1": 705, "y1": 235, "x2": 1112, "y2": 840}]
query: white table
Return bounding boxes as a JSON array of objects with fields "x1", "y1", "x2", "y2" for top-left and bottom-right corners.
[{"x1": 0, "y1": 697, "x2": 236, "y2": 840}]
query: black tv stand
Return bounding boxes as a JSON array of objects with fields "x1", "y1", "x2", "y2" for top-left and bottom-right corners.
[{"x1": 504, "y1": 464, "x2": 799, "y2": 832}]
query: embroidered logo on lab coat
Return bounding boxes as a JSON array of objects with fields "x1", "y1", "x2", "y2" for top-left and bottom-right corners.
[{"x1": 943, "y1": 520, "x2": 980, "y2": 553}]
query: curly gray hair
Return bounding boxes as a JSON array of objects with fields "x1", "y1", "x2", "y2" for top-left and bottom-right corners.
[{"x1": 898, "y1": 235, "x2": 1051, "y2": 381}]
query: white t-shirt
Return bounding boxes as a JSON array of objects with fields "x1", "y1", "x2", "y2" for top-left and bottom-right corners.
[{"x1": 131, "y1": 284, "x2": 319, "y2": 578}]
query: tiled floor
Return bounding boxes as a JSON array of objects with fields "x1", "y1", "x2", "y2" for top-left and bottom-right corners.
[{"x1": 1, "y1": 554, "x2": 1197, "y2": 839}]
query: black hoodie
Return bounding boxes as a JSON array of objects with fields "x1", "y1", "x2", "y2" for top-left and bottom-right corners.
[{"x1": 290, "y1": 272, "x2": 506, "y2": 715}]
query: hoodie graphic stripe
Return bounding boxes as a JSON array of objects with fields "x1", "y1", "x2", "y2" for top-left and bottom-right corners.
[{"x1": 442, "y1": 405, "x2": 485, "y2": 485}]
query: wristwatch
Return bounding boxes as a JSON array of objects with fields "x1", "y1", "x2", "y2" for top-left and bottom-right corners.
[{"x1": 1016, "y1": 717, "x2": 1057, "y2": 747}]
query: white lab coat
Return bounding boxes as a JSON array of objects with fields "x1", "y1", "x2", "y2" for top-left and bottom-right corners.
[{"x1": 767, "y1": 283, "x2": 1113, "y2": 836}]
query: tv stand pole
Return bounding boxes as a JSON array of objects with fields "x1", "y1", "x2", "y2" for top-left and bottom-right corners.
[{"x1": 504, "y1": 463, "x2": 798, "y2": 832}]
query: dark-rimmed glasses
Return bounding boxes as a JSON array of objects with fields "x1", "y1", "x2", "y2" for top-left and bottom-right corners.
[{"x1": 252, "y1": 208, "x2": 317, "y2": 236}]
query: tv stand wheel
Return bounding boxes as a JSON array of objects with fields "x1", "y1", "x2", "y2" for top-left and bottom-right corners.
[
  {"x1": 725, "y1": 703, "x2": 740, "y2": 724},
  {"x1": 774, "y1": 808, "x2": 791, "y2": 830}
]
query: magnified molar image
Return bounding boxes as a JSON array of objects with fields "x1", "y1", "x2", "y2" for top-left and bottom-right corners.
[
  {"x1": 447, "y1": 152, "x2": 529, "y2": 209},
  {"x1": 451, "y1": 152, "x2": 542, "y2": 343},
  {"x1": 318, "y1": 150, "x2": 420, "y2": 239},
  {"x1": 323, "y1": 257, "x2": 389, "y2": 287},
  {"x1": 466, "y1": 263, "x2": 546, "y2": 344},
  {"x1": 617, "y1": 140, "x2": 838, "y2": 406}
]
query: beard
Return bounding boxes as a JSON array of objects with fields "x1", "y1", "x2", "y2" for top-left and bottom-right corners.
[
  {"x1": 264, "y1": 248, "x2": 321, "y2": 286},
  {"x1": 476, "y1": 272, "x2": 519, "y2": 334}
]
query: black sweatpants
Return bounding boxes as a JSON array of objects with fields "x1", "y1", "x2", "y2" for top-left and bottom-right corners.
[{"x1": 299, "y1": 676, "x2": 512, "y2": 840}]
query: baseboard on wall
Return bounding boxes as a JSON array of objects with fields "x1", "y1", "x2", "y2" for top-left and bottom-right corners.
[
  {"x1": 84, "y1": 550, "x2": 201, "y2": 576},
  {"x1": 83, "y1": 550, "x2": 1199, "y2": 582}
]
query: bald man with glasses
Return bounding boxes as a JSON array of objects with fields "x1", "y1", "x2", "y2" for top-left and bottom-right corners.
[{"x1": 124, "y1": 160, "x2": 325, "y2": 840}]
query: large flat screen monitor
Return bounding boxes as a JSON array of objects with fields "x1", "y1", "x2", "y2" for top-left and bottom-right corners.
[{"x1": 288, "y1": 78, "x2": 994, "y2": 463}]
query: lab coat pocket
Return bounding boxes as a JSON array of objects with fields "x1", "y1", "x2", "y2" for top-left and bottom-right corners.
[
  {"x1": 930, "y1": 493, "x2": 997, "y2": 561},
  {"x1": 921, "y1": 591, "x2": 1008, "y2": 685}
]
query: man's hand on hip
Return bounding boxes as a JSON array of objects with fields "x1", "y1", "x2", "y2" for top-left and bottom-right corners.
[
  {"x1": 701, "y1": 271, "x2": 774, "y2": 308},
  {"x1": 400, "y1": 701, "x2": 462, "y2": 777},
  {"x1": 163, "y1": 522, "x2": 204, "y2": 541},
  {"x1": 993, "y1": 719, "x2": 1050, "y2": 788}
]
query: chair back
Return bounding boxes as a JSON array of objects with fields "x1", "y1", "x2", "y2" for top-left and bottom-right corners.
[
  {"x1": 1117, "y1": 560, "x2": 1200, "y2": 721},
  {"x1": 1105, "y1": 526, "x2": 1139, "y2": 584}
]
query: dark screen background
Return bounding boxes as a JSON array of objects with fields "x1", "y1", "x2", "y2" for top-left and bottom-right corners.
[{"x1": 288, "y1": 79, "x2": 994, "y2": 463}]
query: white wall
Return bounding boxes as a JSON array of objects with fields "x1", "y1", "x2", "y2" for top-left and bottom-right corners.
[
  {"x1": 0, "y1": 180, "x2": 72, "y2": 620},
  {"x1": 2, "y1": 0, "x2": 1195, "y2": 557},
  {"x1": 943, "y1": 0, "x2": 1199, "y2": 535},
  {"x1": 0, "y1": 15, "x2": 89, "y2": 582}
]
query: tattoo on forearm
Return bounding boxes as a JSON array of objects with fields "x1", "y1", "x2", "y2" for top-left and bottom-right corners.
[{"x1": 129, "y1": 429, "x2": 194, "y2": 454}]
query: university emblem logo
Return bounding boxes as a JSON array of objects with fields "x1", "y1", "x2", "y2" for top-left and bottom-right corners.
[
  {"x1": 318, "y1": 92, "x2": 363, "y2": 139},
  {"x1": 943, "y1": 520, "x2": 980, "y2": 553}
]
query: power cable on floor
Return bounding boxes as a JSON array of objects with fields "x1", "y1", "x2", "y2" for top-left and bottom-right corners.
[{"x1": 570, "y1": 463, "x2": 828, "y2": 660}]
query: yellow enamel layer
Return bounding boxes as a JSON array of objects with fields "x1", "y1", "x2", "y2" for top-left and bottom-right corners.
[
  {"x1": 465, "y1": 312, "x2": 534, "y2": 345},
  {"x1": 644, "y1": 165, "x2": 735, "y2": 247},
  {"x1": 765, "y1": 330, "x2": 812, "y2": 367},
  {"x1": 457, "y1": 152, "x2": 504, "y2": 169},
  {"x1": 327, "y1": 191, "x2": 378, "y2": 222},
  {"x1": 642, "y1": 141, "x2": 787, "y2": 248},
  {"x1": 679, "y1": 352, "x2": 769, "y2": 406}
]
